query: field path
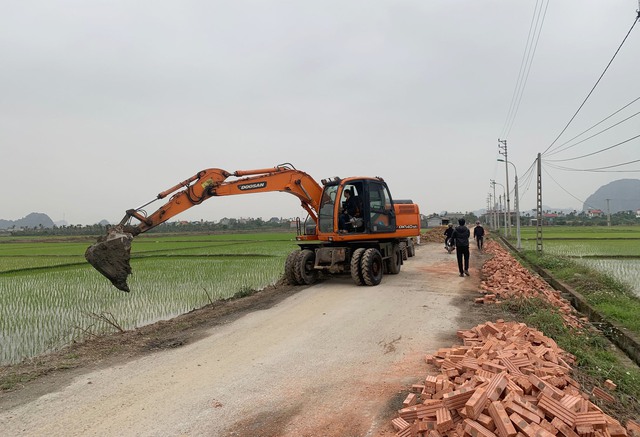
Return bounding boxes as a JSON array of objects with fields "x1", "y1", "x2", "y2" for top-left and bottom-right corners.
[{"x1": 0, "y1": 242, "x2": 492, "y2": 436}]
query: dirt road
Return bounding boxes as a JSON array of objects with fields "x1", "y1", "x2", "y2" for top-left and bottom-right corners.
[{"x1": 0, "y1": 243, "x2": 494, "y2": 436}]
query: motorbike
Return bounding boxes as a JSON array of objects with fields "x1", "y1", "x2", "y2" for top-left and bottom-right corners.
[{"x1": 445, "y1": 238, "x2": 455, "y2": 254}]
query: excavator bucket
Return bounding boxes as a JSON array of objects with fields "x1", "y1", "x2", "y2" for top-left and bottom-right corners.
[{"x1": 85, "y1": 227, "x2": 134, "y2": 292}]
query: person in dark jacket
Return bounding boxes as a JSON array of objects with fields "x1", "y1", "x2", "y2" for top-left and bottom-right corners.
[
  {"x1": 338, "y1": 188, "x2": 361, "y2": 232},
  {"x1": 473, "y1": 221, "x2": 485, "y2": 251},
  {"x1": 451, "y1": 218, "x2": 470, "y2": 277},
  {"x1": 443, "y1": 223, "x2": 454, "y2": 252}
]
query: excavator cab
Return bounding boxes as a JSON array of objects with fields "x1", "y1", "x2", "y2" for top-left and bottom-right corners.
[{"x1": 317, "y1": 178, "x2": 395, "y2": 236}]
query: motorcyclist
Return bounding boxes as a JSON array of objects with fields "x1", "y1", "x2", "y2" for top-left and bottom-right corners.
[{"x1": 444, "y1": 223, "x2": 455, "y2": 252}]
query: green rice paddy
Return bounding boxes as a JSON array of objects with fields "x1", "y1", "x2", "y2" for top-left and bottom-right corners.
[
  {"x1": 0, "y1": 232, "x2": 299, "y2": 365},
  {"x1": 517, "y1": 225, "x2": 640, "y2": 296}
]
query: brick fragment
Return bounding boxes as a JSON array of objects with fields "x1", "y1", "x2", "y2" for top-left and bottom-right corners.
[
  {"x1": 591, "y1": 387, "x2": 615, "y2": 403},
  {"x1": 464, "y1": 418, "x2": 499, "y2": 437},
  {"x1": 488, "y1": 401, "x2": 517, "y2": 437},
  {"x1": 628, "y1": 420, "x2": 640, "y2": 437}
]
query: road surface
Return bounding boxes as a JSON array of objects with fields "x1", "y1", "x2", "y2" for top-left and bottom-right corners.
[{"x1": 0, "y1": 242, "x2": 492, "y2": 436}]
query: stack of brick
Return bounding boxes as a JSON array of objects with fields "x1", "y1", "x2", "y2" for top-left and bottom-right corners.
[
  {"x1": 476, "y1": 240, "x2": 583, "y2": 329},
  {"x1": 390, "y1": 320, "x2": 630, "y2": 437}
]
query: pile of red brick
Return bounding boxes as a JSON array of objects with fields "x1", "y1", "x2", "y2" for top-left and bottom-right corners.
[
  {"x1": 390, "y1": 320, "x2": 638, "y2": 437},
  {"x1": 477, "y1": 240, "x2": 583, "y2": 329}
]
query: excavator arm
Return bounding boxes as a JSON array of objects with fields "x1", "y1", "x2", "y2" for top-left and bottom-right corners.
[
  {"x1": 122, "y1": 164, "x2": 322, "y2": 234},
  {"x1": 85, "y1": 163, "x2": 323, "y2": 291}
]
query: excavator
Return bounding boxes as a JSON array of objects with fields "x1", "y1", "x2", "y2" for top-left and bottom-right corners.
[{"x1": 85, "y1": 163, "x2": 421, "y2": 292}]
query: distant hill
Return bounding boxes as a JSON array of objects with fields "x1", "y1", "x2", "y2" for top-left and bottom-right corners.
[
  {"x1": 583, "y1": 179, "x2": 640, "y2": 213},
  {"x1": 0, "y1": 213, "x2": 55, "y2": 230}
]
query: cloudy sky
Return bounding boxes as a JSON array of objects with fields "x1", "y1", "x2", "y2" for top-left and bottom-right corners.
[{"x1": 1, "y1": 1, "x2": 638, "y2": 225}]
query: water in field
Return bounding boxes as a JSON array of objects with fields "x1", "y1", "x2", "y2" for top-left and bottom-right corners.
[
  {"x1": 0, "y1": 234, "x2": 298, "y2": 365},
  {"x1": 520, "y1": 235, "x2": 640, "y2": 297},
  {"x1": 573, "y1": 258, "x2": 640, "y2": 297}
]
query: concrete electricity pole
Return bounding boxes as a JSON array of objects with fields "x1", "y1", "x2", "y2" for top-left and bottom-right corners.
[{"x1": 498, "y1": 139, "x2": 511, "y2": 238}]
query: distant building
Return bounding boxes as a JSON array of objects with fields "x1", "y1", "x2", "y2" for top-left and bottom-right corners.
[{"x1": 587, "y1": 209, "x2": 603, "y2": 218}]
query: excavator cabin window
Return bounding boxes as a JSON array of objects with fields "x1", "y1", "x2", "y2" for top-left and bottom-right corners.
[
  {"x1": 368, "y1": 182, "x2": 395, "y2": 233},
  {"x1": 339, "y1": 184, "x2": 364, "y2": 233},
  {"x1": 318, "y1": 185, "x2": 339, "y2": 233}
]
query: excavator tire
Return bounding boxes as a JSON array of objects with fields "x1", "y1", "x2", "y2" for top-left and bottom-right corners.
[
  {"x1": 407, "y1": 239, "x2": 416, "y2": 257},
  {"x1": 399, "y1": 242, "x2": 408, "y2": 261},
  {"x1": 361, "y1": 248, "x2": 383, "y2": 286},
  {"x1": 387, "y1": 243, "x2": 402, "y2": 275},
  {"x1": 294, "y1": 249, "x2": 318, "y2": 285},
  {"x1": 350, "y1": 248, "x2": 366, "y2": 286},
  {"x1": 284, "y1": 250, "x2": 300, "y2": 285}
]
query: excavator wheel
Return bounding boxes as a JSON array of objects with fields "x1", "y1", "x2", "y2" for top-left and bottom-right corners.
[
  {"x1": 407, "y1": 239, "x2": 416, "y2": 257},
  {"x1": 361, "y1": 248, "x2": 383, "y2": 286},
  {"x1": 294, "y1": 249, "x2": 318, "y2": 285},
  {"x1": 350, "y1": 248, "x2": 366, "y2": 286},
  {"x1": 387, "y1": 243, "x2": 402, "y2": 275},
  {"x1": 399, "y1": 242, "x2": 408, "y2": 261},
  {"x1": 284, "y1": 250, "x2": 301, "y2": 285}
]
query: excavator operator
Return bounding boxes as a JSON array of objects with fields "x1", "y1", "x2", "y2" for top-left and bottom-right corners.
[{"x1": 339, "y1": 188, "x2": 361, "y2": 232}]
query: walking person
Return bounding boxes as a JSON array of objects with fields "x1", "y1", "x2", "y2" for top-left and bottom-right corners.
[
  {"x1": 452, "y1": 218, "x2": 470, "y2": 277},
  {"x1": 473, "y1": 221, "x2": 485, "y2": 252}
]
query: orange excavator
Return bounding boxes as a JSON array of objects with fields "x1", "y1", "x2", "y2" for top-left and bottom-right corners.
[{"x1": 85, "y1": 163, "x2": 420, "y2": 292}]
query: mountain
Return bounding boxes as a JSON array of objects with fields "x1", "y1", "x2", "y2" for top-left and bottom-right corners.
[
  {"x1": 0, "y1": 213, "x2": 55, "y2": 230},
  {"x1": 583, "y1": 179, "x2": 640, "y2": 213}
]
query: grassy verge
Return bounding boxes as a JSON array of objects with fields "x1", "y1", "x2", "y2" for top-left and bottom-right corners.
[
  {"x1": 521, "y1": 250, "x2": 640, "y2": 335},
  {"x1": 498, "y1": 297, "x2": 640, "y2": 422}
]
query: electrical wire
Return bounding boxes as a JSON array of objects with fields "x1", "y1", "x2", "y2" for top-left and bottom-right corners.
[
  {"x1": 542, "y1": 167, "x2": 598, "y2": 209},
  {"x1": 544, "y1": 133, "x2": 640, "y2": 162},
  {"x1": 500, "y1": 0, "x2": 549, "y2": 139},
  {"x1": 542, "y1": 14, "x2": 639, "y2": 156},
  {"x1": 545, "y1": 158, "x2": 640, "y2": 172},
  {"x1": 545, "y1": 96, "x2": 640, "y2": 157}
]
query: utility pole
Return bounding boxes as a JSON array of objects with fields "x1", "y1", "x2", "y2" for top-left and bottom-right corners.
[
  {"x1": 490, "y1": 180, "x2": 497, "y2": 231},
  {"x1": 514, "y1": 173, "x2": 521, "y2": 249},
  {"x1": 499, "y1": 194, "x2": 503, "y2": 231},
  {"x1": 498, "y1": 139, "x2": 511, "y2": 238},
  {"x1": 606, "y1": 198, "x2": 611, "y2": 227},
  {"x1": 536, "y1": 153, "x2": 543, "y2": 253},
  {"x1": 486, "y1": 194, "x2": 491, "y2": 226}
]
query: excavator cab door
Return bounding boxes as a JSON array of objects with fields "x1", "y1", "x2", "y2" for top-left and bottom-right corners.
[{"x1": 366, "y1": 181, "x2": 396, "y2": 233}]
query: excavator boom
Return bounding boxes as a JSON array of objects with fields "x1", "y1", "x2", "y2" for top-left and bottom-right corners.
[{"x1": 85, "y1": 164, "x2": 323, "y2": 291}]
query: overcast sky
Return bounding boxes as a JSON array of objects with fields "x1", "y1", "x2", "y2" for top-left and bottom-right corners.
[{"x1": 1, "y1": 1, "x2": 639, "y2": 225}]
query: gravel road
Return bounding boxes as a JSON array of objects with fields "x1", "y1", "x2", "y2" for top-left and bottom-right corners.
[{"x1": 0, "y1": 242, "x2": 492, "y2": 436}]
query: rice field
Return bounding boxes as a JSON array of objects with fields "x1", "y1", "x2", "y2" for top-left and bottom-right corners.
[
  {"x1": 0, "y1": 232, "x2": 299, "y2": 365},
  {"x1": 518, "y1": 226, "x2": 640, "y2": 297}
]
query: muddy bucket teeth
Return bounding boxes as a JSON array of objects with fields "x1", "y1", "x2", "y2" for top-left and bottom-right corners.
[{"x1": 85, "y1": 230, "x2": 134, "y2": 292}]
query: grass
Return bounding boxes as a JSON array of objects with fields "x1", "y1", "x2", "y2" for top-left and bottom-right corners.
[
  {"x1": 0, "y1": 232, "x2": 300, "y2": 365},
  {"x1": 522, "y1": 250, "x2": 640, "y2": 334}
]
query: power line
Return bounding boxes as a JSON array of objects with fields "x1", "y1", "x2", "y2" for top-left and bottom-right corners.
[
  {"x1": 545, "y1": 157, "x2": 640, "y2": 172},
  {"x1": 545, "y1": 96, "x2": 640, "y2": 157},
  {"x1": 544, "y1": 133, "x2": 640, "y2": 162},
  {"x1": 541, "y1": 14, "x2": 639, "y2": 156},
  {"x1": 500, "y1": 0, "x2": 549, "y2": 139},
  {"x1": 542, "y1": 166, "x2": 598, "y2": 209}
]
